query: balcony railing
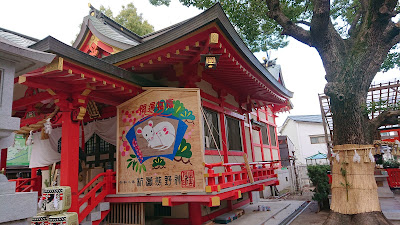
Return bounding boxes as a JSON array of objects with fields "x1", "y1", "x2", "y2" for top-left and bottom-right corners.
[
  {"x1": 9, "y1": 170, "x2": 42, "y2": 195},
  {"x1": 204, "y1": 161, "x2": 279, "y2": 193},
  {"x1": 78, "y1": 169, "x2": 116, "y2": 223}
]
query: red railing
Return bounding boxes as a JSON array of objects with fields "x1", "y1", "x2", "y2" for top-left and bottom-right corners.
[
  {"x1": 386, "y1": 168, "x2": 400, "y2": 188},
  {"x1": 204, "y1": 161, "x2": 279, "y2": 192},
  {"x1": 9, "y1": 172, "x2": 42, "y2": 196},
  {"x1": 78, "y1": 169, "x2": 116, "y2": 223}
]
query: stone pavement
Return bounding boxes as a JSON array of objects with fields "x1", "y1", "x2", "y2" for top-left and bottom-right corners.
[
  {"x1": 381, "y1": 193, "x2": 400, "y2": 222},
  {"x1": 228, "y1": 199, "x2": 306, "y2": 225}
]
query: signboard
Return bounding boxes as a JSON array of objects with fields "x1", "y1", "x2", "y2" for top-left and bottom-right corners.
[
  {"x1": 7, "y1": 134, "x2": 31, "y2": 166},
  {"x1": 117, "y1": 88, "x2": 205, "y2": 194}
]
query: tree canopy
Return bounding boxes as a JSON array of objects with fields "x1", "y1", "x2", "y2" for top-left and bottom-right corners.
[
  {"x1": 150, "y1": 0, "x2": 400, "y2": 72},
  {"x1": 100, "y1": 3, "x2": 154, "y2": 36}
]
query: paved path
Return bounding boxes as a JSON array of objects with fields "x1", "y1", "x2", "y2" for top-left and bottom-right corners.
[{"x1": 228, "y1": 199, "x2": 305, "y2": 225}]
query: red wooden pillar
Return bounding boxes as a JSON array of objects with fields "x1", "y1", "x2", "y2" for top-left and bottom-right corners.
[
  {"x1": 188, "y1": 202, "x2": 202, "y2": 225},
  {"x1": 219, "y1": 113, "x2": 229, "y2": 163},
  {"x1": 1, "y1": 148, "x2": 7, "y2": 174},
  {"x1": 60, "y1": 110, "x2": 80, "y2": 213},
  {"x1": 272, "y1": 111, "x2": 281, "y2": 167},
  {"x1": 247, "y1": 114, "x2": 256, "y2": 161}
]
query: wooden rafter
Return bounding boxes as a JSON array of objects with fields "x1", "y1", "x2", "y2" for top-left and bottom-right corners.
[{"x1": 13, "y1": 92, "x2": 52, "y2": 110}]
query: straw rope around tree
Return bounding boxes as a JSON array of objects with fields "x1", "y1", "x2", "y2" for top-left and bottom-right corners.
[
  {"x1": 330, "y1": 144, "x2": 381, "y2": 214},
  {"x1": 15, "y1": 106, "x2": 60, "y2": 135}
]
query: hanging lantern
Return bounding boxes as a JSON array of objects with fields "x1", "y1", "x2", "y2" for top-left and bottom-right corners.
[{"x1": 200, "y1": 54, "x2": 221, "y2": 69}]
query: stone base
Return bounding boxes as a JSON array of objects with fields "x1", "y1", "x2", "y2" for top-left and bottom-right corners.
[
  {"x1": 0, "y1": 174, "x2": 38, "y2": 224},
  {"x1": 0, "y1": 218, "x2": 29, "y2": 225}
]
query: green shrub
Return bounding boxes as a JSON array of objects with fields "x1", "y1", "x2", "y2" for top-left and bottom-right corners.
[
  {"x1": 307, "y1": 164, "x2": 331, "y2": 209},
  {"x1": 383, "y1": 159, "x2": 400, "y2": 168}
]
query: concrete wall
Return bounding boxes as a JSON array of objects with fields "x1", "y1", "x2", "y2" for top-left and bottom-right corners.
[
  {"x1": 0, "y1": 174, "x2": 37, "y2": 225},
  {"x1": 297, "y1": 122, "x2": 328, "y2": 163},
  {"x1": 280, "y1": 120, "x2": 327, "y2": 164},
  {"x1": 0, "y1": 59, "x2": 20, "y2": 149}
]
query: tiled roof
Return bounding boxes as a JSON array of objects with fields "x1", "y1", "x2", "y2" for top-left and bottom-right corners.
[
  {"x1": 288, "y1": 115, "x2": 323, "y2": 123},
  {"x1": 306, "y1": 152, "x2": 327, "y2": 159},
  {"x1": 266, "y1": 64, "x2": 281, "y2": 81},
  {"x1": 88, "y1": 16, "x2": 140, "y2": 47},
  {"x1": 0, "y1": 28, "x2": 38, "y2": 47}
]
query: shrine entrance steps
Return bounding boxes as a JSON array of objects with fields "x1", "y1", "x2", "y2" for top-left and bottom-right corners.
[{"x1": 79, "y1": 201, "x2": 110, "y2": 225}]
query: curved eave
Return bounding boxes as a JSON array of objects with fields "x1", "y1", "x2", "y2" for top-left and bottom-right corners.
[
  {"x1": 0, "y1": 36, "x2": 55, "y2": 76},
  {"x1": 73, "y1": 16, "x2": 137, "y2": 51},
  {"x1": 104, "y1": 3, "x2": 292, "y2": 99},
  {"x1": 30, "y1": 36, "x2": 157, "y2": 87}
]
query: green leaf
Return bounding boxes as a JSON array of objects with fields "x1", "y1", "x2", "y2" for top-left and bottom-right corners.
[
  {"x1": 127, "y1": 161, "x2": 133, "y2": 168},
  {"x1": 142, "y1": 164, "x2": 147, "y2": 172},
  {"x1": 127, "y1": 158, "x2": 133, "y2": 161},
  {"x1": 132, "y1": 161, "x2": 137, "y2": 171},
  {"x1": 130, "y1": 154, "x2": 136, "y2": 158},
  {"x1": 176, "y1": 139, "x2": 192, "y2": 158}
]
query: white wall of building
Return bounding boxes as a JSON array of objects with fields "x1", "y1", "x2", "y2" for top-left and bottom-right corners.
[{"x1": 280, "y1": 120, "x2": 328, "y2": 165}]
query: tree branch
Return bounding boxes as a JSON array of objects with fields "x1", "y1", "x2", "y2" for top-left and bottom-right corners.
[
  {"x1": 265, "y1": 0, "x2": 312, "y2": 46},
  {"x1": 310, "y1": 0, "x2": 331, "y2": 40},
  {"x1": 295, "y1": 20, "x2": 311, "y2": 26},
  {"x1": 383, "y1": 21, "x2": 400, "y2": 46},
  {"x1": 370, "y1": 110, "x2": 400, "y2": 130},
  {"x1": 348, "y1": 9, "x2": 362, "y2": 36},
  {"x1": 359, "y1": 0, "x2": 369, "y2": 10},
  {"x1": 369, "y1": 0, "x2": 397, "y2": 34}
]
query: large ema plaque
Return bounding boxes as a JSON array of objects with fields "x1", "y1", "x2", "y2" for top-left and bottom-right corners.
[{"x1": 117, "y1": 88, "x2": 205, "y2": 194}]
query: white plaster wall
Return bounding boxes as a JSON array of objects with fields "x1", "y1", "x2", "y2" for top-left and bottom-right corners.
[
  {"x1": 297, "y1": 122, "x2": 328, "y2": 162},
  {"x1": 281, "y1": 120, "x2": 328, "y2": 164},
  {"x1": 195, "y1": 80, "x2": 218, "y2": 97},
  {"x1": 272, "y1": 149, "x2": 279, "y2": 161},
  {"x1": 254, "y1": 146, "x2": 262, "y2": 162},
  {"x1": 258, "y1": 110, "x2": 267, "y2": 121},
  {"x1": 244, "y1": 127, "x2": 253, "y2": 162},
  {"x1": 275, "y1": 168, "x2": 291, "y2": 192},
  {"x1": 267, "y1": 108, "x2": 274, "y2": 123},
  {"x1": 228, "y1": 155, "x2": 244, "y2": 172},
  {"x1": 204, "y1": 155, "x2": 224, "y2": 173},
  {"x1": 225, "y1": 94, "x2": 239, "y2": 108},
  {"x1": 280, "y1": 120, "x2": 302, "y2": 164}
]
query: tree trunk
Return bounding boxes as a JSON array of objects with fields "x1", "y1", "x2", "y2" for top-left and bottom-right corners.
[
  {"x1": 324, "y1": 73, "x2": 392, "y2": 224},
  {"x1": 324, "y1": 211, "x2": 392, "y2": 225}
]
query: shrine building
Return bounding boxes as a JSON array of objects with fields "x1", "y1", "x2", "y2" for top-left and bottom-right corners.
[{"x1": 1, "y1": 3, "x2": 293, "y2": 225}]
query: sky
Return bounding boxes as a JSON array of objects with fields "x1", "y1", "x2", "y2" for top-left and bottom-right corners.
[{"x1": 1, "y1": 0, "x2": 398, "y2": 127}]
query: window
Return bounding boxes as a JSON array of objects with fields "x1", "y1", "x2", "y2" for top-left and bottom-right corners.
[
  {"x1": 226, "y1": 117, "x2": 242, "y2": 151},
  {"x1": 85, "y1": 134, "x2": 116, "y2": 168},
  {"x1": 203, "y1": 108, "x2": 220, "y2": 149},
  {"x1": 86, "y1": 135, "x2": 96, "y2": 155},
  {"x1": 310, "y1": 135, "x2": 326, "y2": 144},
  {"x1": 261, "y1": 127, "x2": 269, "y2": 145},
  {"x1": 269, "y1": 125, "x2": 277, "y2": 146}
]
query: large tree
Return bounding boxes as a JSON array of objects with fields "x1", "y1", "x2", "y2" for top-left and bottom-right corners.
[
  {"x1": 100, "y1": 3, "x2": 154, "y2": 36},
  {"x1": 151, "y1": 0, "x2": 400, "y2": 224}
]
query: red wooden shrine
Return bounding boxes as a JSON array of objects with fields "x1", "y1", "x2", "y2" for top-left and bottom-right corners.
[{"x1": 4, "y1": 4, "x2": 293, "y2": 225}]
